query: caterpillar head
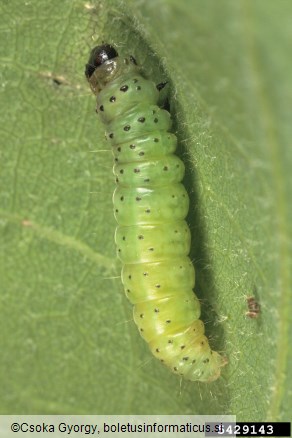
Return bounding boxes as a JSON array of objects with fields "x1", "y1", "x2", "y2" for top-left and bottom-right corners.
[
  {"x1": 85, "y1": 44, "x2": 140, "y2": 95},
  {"x1": 85, "y1": 44, "x2": 119, "y2": 94}
]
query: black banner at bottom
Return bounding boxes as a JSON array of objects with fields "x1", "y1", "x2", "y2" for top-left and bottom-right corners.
[{"x1": 205, "y1": 422, "x2": 291, "y2": 437}]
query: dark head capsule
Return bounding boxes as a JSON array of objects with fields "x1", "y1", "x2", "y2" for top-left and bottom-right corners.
[{"x1": 85, "y1": 44, "x2": 118, "y2": 79}]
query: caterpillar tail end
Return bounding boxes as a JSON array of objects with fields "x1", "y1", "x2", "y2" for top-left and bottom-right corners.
[{"x1": 197, "y1": 352, "x2": 228, "y2": 383}]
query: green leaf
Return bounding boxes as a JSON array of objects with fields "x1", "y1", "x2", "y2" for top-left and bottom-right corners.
[{"x1": 0, "y1": 0, "x2": 291, "y2": 418}]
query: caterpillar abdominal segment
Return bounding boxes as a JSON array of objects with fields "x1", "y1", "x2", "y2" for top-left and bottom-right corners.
[{"x1": 85, "y1": 44, "x2": 227, "y2": 382}]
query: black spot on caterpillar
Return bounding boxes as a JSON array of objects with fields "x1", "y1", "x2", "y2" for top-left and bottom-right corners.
[
  {"x1": 85, "y1": 44, "x2": 227, "y2": 382},
  {"x1": 246, "y1": 296, "x2": 261, "y2": 319}
]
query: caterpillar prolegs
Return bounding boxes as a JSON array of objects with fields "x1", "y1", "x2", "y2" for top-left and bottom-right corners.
[{"x1": 85, "y1": 44, "x2": 226, "y2": 382}]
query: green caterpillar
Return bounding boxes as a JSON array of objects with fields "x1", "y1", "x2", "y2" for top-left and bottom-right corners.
[{"x1": 85, "y1": 44, "x2": 226, "y2": 382}]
